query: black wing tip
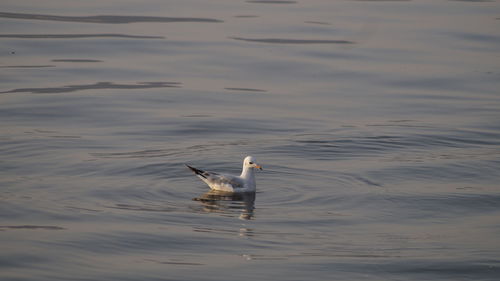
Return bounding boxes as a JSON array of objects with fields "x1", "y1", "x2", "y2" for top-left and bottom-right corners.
[
  {"x1": 185, "y1": 164, "x2": 207, "y2": 178},
  {"x1": 185, "y1": 164, "x2": 197, "y2": 172}
]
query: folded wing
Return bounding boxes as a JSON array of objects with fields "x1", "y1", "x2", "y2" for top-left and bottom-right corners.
[{"x1": 186, "y1": 164, "x2": 244, "y2": 191}]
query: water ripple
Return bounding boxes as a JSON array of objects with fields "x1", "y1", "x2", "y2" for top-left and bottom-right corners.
[
  {"x1": 267, "y1": 128, "x2": 500, "y2": 161},
  {"x1": 0, "y1": 225, "x2": 65, "y2": 230},
  {"x1": 0, "y1": 34, "x2": 164, "y2": 39},
  {"x1": 1, "y1": 81, "x2": 181, "y2": 94},
  {"x1": 0, "y1": 64, "x2": 55, "y2": 68},
  {"x1": 51, "y1": 59, "x2": 103, "y2": 63},
  {"x1": 0, "y1": 12, "x2": 223, "y2": 24},
  {"x1": 224, "y1": 87, "x2": 268, "y2": 92},
  {"x1": 230, "y1": 37, "x2": 355, "y2": 44}
]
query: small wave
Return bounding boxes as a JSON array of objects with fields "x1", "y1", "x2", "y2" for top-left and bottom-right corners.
[
  {"x1": 52, "y1": 59, "x2": 103, "y2": 63},
  {"x1": 304, "y1": 21, "x2": 332, "y2": 25},
  {"x1": 0, "y1": 12, "x2": 223, "y2": 24},
  {"x1": 0, "y1": 65, "x2": 55, "y2": 68},
  {"x1": 230, "y1": 37, "x2": 355, "y2": 44},
  {"x1": 0, "y1": 34, "x2": 164, "y2": 39},
  {"x1": 144, "y1": 258, "x2": 204, "y2": 266},
  {"x1": 234, "y1": 15, "x2": 259, "y2": 18},
  {"x1": 224, "y1": 87, "x2": 268, "y2": 92},
  {"x1": 0, "y1": 225, "x2": 65, "y2": 230},
  {"x1": 1, "y1": 81, "x2": 182, "y2": 94},
  {"x1": 266, "y1": 127, "x2": 500, "y2": 161}
]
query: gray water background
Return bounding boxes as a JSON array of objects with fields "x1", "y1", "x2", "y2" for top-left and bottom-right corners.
[{"x1": 1, "y1": 0, "x2": 500, "y2": 280}]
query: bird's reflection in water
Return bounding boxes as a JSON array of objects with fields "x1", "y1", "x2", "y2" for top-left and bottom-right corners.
[{"x1": 193, "y1": 191, "x2": 256, "y2": 220}]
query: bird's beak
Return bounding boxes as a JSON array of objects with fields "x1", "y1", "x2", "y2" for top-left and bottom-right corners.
[{"x1": 255, "y1": 165, "x2": 263, "y2": 170}]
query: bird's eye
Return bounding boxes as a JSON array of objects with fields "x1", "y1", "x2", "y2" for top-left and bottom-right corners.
[{"x1": 249, "y1": 162, "x2": 254, "y2": 164}]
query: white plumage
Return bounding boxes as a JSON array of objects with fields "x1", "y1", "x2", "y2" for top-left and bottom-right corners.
[{"x1": 186, "y1": 156, "x2": 262, "y2": 193}]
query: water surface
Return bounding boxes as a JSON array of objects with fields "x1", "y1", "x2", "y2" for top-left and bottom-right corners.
[{"x1": 1, "y1": 0, "x2": 500, "y2": 280}]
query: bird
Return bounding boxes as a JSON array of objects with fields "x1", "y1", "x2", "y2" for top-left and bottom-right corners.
[{"x1": 186, "y1": 156, "x2": 262, "y2": 193}]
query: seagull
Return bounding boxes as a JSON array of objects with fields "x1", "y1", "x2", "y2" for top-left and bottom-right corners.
[{"x1": 186, "y1": 156, "x2": 262, "y2": 193}]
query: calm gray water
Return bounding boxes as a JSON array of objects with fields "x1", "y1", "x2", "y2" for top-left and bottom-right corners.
[{"x1": 1, "y1": 0, "x2": 500, "y2": 280}]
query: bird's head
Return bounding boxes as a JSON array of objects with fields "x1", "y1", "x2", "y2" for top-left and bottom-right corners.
[{"x1": 244, "y1": 156, "x2": 262, "y2": 170}]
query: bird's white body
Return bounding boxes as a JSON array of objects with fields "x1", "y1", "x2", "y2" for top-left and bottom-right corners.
[{"x1": 187, "y1": 156, "x2": 262, "y2": 193}]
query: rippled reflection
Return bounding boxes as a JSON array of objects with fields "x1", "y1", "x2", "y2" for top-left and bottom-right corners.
[
  {"x1": 193, "y1": 191, "x2": 256, "y2": 220},
  {"x1": 230, "y1": 37, "x2": 355, "y2": 44},
  {"x1": 1, "y1": 81, "x2": 181, "y2": 94},
  {"x1": 0, "y1": 12, "x2": 223, "y2": 24},
  {"x1": 0, "y1": 34, "x2": 164, "y2": 39}
]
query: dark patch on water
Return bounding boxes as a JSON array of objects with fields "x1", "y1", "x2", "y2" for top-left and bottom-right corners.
[
  {"x1": 0, "y1": 254, "x2": 50, "y2": 268},
  {"x1": 0, "y1": 65, "x2": 55, "y2": 68},
  {"x1": 234, "y1": 15, "x2": 259, "y2": 18},
  {"x1": 52, "y1": 59, "x2": 103, "y2": 63},
  {"x1": 144, "y1": 259, "x2": 204, "y2": 266},
  {"x1": 64, "y1": 206, "x2": 102, "y2": 213},
  {"x1": 0, "y1": 225, "x2": 65, "y2": 230},
  {"x1": 33, "y1": 129, "x2": 58, "y2": 133},
  {"x1": 224, "y1": 87, "x2": 268, "y2": 92},
  {"x1": 182, "y1": 114, "x2": 213, "y2": 118},
  {"x1": 49, "y1": 135, "x2": 82, "y2": 139},
  {"x1": 0, "y1": 12, "x2": 223, "y2": 24},
  {"x1": 230, "y1": 37, "x2": 355, "y2": 44},
  {"x1": 388, "y1": 119, "x2": 418, "y2": 123},
  {"x1": 304, "y1": 21, "x2": 332, "y2": 25},
  {"x1": 0, "y1": 33, "x2": 164, "y2": 39},
  {"x1": 448, "y1": 31, "x2": 500, "y2": 43},
  {"x1": 0, "y1": 81, "x2": 182, "y2": 94}
]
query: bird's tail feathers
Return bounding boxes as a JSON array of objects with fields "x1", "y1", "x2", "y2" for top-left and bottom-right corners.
[{"x1": 185, "y1": 164, "x2": 207, "y2": 179}]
